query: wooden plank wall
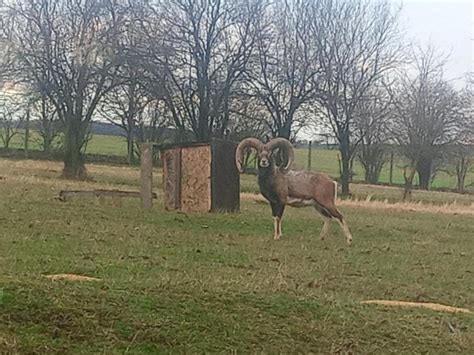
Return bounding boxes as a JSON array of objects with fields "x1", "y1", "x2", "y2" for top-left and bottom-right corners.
[
  {"x1": 162, "y1": 148, "x2": 181, "y2": 210},
  {"x1": 162, "y1": 140, "x2": 239, "y2": 213},
  {"x1": 180, "y1": 146, "x2": 211, "y2": 212}
]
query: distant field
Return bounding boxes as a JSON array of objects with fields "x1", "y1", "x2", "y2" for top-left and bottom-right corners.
[
  {"x1": 3, "y1": 130, "x2": 473, "y2": 191},
  {"x1": 3, "y1": 130, "x2": 128, "y2": 157}
]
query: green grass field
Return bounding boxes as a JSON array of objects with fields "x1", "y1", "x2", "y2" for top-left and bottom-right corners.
[{"x1": 1, "y1": 159, "x2": 473, "y2": 353}]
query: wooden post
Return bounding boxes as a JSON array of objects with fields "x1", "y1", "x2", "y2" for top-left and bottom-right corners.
[
  {"x1": 389, "y1": 151, "x2": 394, "y2": 185},
  {"x1": 307, "y1": 141, "x2": 312, "y2": 171},
  {"x1": 140, "y1": 143, "x2": 153, "y2": 209}
]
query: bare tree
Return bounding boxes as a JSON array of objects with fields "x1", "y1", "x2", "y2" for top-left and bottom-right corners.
[
  {"x1": 246, "y1": 0, "x2": 319, "y2": 140},
  {"x1": 4, "y1": 0, "x2": 127, "y2": 179},
  {"x1": 0, "y1": 5, "x2": 15, "y2": 86},
  {"x1": 135, "y1": 0, "x2": 263, "y2": 142},
  {"x1": 402, "y1": 164, "x2": 416, "y2": 201},
  {"x1": 97, "y1": 1, "x2": 166, "y2": 164},
  {"x1": 354, "y1": 83, "x2": 393, "y2": 184},
  {"x1": 390, "y1": 47, "x2": 461, "y2": 190},
  {"x1": 227, "y1": 93, "x2": 269, "y2": 142},
  {"x1": 100, "y1": 81, "x2": 153, "y2": 164},
  {"x1": 133, "y1": 99, "x2": 170, "y2": 147},
  {"x1": 448, "y1": 80, "x2": 474, "y2": 192},
  {"x1": 32, "y1": 92, "x2": 61, "y2": 153},
  {"x1": 309, "y1": 0, "x2": 404, "y2": 196},
  {"x1": 0, "y1": 90, "x2": 23, "y2": 148},
  {"x1": 451, "y1": 143, "x2": 473, "y2": 193},
  {"x1": 227, "y1": 91, "x2": 270, "y2": 171}
]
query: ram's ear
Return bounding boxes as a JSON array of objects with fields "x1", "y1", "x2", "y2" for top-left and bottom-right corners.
[
  {"x1": 264, "y1": 138, "x2": 294, "y2": 173},
  {"x1": 235, "y1": 138, "x2": 264, "y2": 173}
]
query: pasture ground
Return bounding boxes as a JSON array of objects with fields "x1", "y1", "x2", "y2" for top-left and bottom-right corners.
[{"x1": 0, "y1": 159, "x2": 473, "y2": 353}]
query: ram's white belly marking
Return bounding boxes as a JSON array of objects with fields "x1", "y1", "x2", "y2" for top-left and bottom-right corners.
[{"x1": 287, "y1": 198, "x2": 316, "y2": 208}]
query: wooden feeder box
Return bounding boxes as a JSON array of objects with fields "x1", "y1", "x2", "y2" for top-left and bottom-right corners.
[{"x1": 161, "y1": 139, "x2": 240, "y2": 213}]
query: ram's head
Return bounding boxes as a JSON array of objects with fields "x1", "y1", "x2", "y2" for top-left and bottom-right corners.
[{"x1": 235, "y1": 137, "x2": 295, "y2": 173}]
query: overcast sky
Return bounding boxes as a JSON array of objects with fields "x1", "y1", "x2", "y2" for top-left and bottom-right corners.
[{"x1": 398, "y1": 0, "x2": 473, "y2": 86}]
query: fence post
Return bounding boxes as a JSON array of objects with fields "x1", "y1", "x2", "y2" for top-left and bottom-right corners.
[
  {"x1": 140, "y1": 143, "x2": 153, "y2": 209},
  {"x1": 24, "y1": 108, "x2": 30, "y2": 159},
  {"x1": 307, "y1": 141, "x2": 312, "y2": 171}
]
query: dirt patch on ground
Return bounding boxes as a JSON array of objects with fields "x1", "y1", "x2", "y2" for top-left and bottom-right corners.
[
  {"x1": 361, "y1": 300, "x2": 472, "y2": 314},
  {"x1": 45, "y1": 274, "x2": 102, "y2": 282}
]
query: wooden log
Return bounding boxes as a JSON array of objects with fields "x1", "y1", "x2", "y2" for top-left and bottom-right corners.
[
  {"x1": 140, "y1": 143, "x2": 154, "y2": 209},
  {"x1": 361, "y1": 300, "x2": 472, "y2": 314}
]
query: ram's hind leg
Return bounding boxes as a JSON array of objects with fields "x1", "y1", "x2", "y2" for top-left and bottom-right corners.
[
  {"x1": 337, "y1": 217, "x2": 353, "y2": 245},
  {"x1": 314, "y1": 204, "x2": 332, "y2": 241},
  {"x1": 331, "y1": 207, "x2": 353, "y2": 245},
  {"x1": 314, "y1": 203, "x2": 353, "y2": 245},
  {"x1": 319, "y1": 217, "x2": 331, "y2": 241}
]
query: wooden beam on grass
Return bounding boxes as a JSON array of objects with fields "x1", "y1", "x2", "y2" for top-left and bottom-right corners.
[{"x1": 59, "y1": 189, "x2": 157, "y2": 202}]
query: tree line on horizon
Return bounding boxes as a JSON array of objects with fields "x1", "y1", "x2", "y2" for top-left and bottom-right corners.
[{"x1": 0, "y1": 0, "x2": 472, "y2": 194}]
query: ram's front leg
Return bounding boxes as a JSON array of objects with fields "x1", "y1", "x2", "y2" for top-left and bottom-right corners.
[{"x1": 270, "y1": 202, "x2": 285, "y2": 240}]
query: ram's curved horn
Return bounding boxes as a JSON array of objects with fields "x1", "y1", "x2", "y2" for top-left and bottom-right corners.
[
  {"x1": 235, "y1": 137, "x2": 264, "y2": 173},
  {"x1": 264, "y1": 138, "x2": 295, "y2": 173}
]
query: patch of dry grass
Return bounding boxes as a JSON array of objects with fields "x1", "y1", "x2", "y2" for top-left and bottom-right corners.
[
  {"x1": 0, "y1": 159, "x2": 162, "y2": 191},
  {"x1": 44, "y1": 274, "x2": 102, "y2": 282},
  {"x1": 351, "y1": 183, "x2": 474, "y2": 206},
  {"x1": 241, "y1": 192, "x2": 474, "y2": 216},
  {"x1": 341, "y1": 198, "x2": 474, "y2": 216},
  {"x1": 361, "y1": 300, "x2": 472, "y2": 314}
]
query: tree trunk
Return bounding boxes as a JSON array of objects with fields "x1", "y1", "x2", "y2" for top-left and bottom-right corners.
[
  {"x1": 126, "y1": 126, "x2": 135, "y2": 165},
  {"x1": 24, "y1": 109, "x2": 30, "y2": 159},
  {"x1": 366, "y1": 168, "x2": 377, "y2": 185},
  {"x1": 389, "y1": 151, "x2": 394, "y2": 185},
  {"x1": 43, "y1": 133, "x2": 52, "y2": 153},
  {"x1": 62, "y1": 117, "x2": 87, "y2": 180},
  {"x1": 365, "y1": 158, "x2": 383, "y2": 185},
  {"x1": 456, "y1": 156, "x2": 468, "y2": 193},
  {"x1": 349, "y1": 156, "x2": 355, "y2": 182},
  {"x1": 4, "y1": 127, "x2": 12, "y2": 148},
  {"x1": 126, "y1": 83, "x2": 136, "y2": 165},
  {"x1": 416, "y1": 158, "x2": 432, "y2": 190},
  {"x1": 218, "y1": 97, "x2": 231, "y2": 139},
  {"x1": 196, "y1": 79, "x2": 211, "y2": 142},
  {"x1": 403, "y1": 166, "x2": 416, "y2": 201},
  {"x1": 457, "y1": 173, "x2": 465, "y2": 193},
  {"x1": 339, "y1": 135, "x2": 351, "y2": 197},
  {"x1": 40, "y1": 98, "x2": 53, "y2": 153},
  {"x1": 278, "y1": 122, "x2": 291, "y2": 140},
  {"x1": 341, "y1": 156, "x2": 350, "y2": 197}
]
